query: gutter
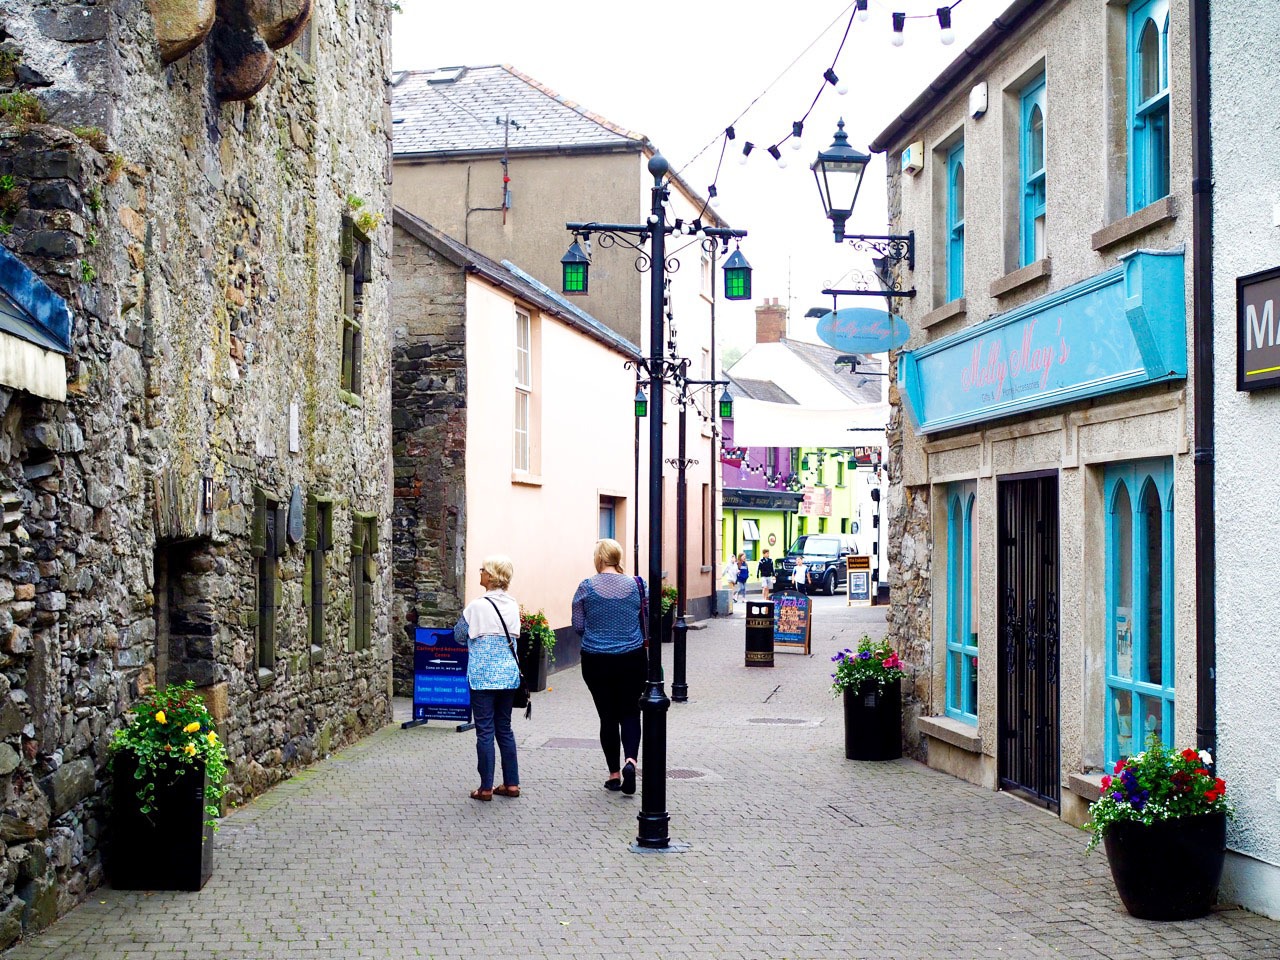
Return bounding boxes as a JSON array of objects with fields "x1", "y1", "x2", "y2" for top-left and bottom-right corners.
[{"x1": 1190, "y1": 0, "x2": 1216, "y2": 757}]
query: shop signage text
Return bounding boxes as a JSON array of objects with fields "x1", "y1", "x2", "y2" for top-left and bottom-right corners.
[{"x1": 1238, "y1": 265, "x2": 1280, "y2": 391}]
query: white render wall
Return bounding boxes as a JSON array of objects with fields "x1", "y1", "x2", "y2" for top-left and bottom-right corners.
[{"x1": 1209, "y1": 0, "x2": 1280, "y2": 920}]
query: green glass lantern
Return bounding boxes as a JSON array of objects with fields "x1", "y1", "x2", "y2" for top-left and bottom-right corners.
[
  {"x1": 718, "y1": 387, "x2": 733, "y2": 419},
  {"x1": 722, "y1": 248, "x2": 752, "y2": 301},
  {"x1": 634, "y1": 385, "x2": 648, "y2": 418},
  {"x1": 561, "y1": 240, "x2": 590, "y2": 296}
]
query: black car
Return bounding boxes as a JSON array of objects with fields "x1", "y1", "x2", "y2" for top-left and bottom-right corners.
[{"x1": 780, "y1": 534, "x2": 859, "y2": 595}]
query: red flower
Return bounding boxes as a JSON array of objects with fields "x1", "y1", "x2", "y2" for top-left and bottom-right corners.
[
  {"x1": 1205, "y1": 789, "x2": 1220, "y2": 802},
  {"x1": 1195, "y1": 768, "x2": 1209, "y2": 776},
  {"x1": 1114, "y1": 759, "x2": 1127, "y2": 774},
  {"x1": 1100, "y1": 775, "x2": 1112, "y2": 790},
  {"x1": 1214, "y1": 777, "x2": 1226, "y2": 794},
  {"x1": 1181, "y1": 748, "x2": 1200, "y2": 762}
]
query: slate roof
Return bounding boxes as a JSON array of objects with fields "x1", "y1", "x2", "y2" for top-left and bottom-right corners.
[
  {"x1": 781, "y1": 338, "x2": 883, "y2": 404},
  {"x1": 727, "y1": 376, "x2": 797, "y2": 405},
  {"x1": 392, "y1": 65, "x2": 646, "y2": 157},
  {"x1": 393, "y1": 207, "x2": 640, "y2": 359},
  {"x1": 0, "y1": 247, "x2": 71, "y2": 354}
]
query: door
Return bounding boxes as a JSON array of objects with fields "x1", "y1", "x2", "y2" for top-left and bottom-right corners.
[{"x1": 997, "y1": 472, "x2": 1061, "y2": 810}]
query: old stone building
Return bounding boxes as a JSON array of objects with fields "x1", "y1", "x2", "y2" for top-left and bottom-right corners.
[{"x1": 0, "y1": 0, "x2": 393, "y2": 942}]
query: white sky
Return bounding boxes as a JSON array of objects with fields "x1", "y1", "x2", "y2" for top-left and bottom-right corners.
[{"x1": 391, "y1": 0, "x2": 1012, "y2": 351}]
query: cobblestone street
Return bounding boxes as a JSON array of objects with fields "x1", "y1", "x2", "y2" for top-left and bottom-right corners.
[{"x1": 9, "y1": 600, "x2": 1279, "y2": 960}]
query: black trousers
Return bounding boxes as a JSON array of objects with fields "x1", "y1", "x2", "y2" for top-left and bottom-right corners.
[{"x1": 580, "y1": 646, "x2": 646, "y2": 773}]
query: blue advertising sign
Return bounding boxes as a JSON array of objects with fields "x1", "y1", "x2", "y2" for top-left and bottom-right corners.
[
  {"x1": 412, "y1": 626, "x2": 471, "y2": 723},
  {"x1": 898, "y1": 251, "x2": 1186, "y2": 434},
  {"x1": 816, "y1": 307, "x2": 911, "y2": 354},
  {"x1": 771, "y1": 591, "x2": 812, "y2": 654}
]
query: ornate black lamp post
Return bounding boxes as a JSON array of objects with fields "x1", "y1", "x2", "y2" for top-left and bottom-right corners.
[{"x1": 563, "y1": 155, "x2": 747, "y2": 851}]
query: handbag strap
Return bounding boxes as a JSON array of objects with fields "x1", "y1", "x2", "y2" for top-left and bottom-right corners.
[
  {"x1": 634, "y1": 576, "x2": 647, "y2": 639},
  {"x1": 483, "y1": 597, "x2": 524, "y2": 681}
]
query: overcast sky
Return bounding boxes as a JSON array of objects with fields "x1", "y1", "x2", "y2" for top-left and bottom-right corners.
[{"x1": 391, "y1": 0, "x2": 1012, "y2": 350}]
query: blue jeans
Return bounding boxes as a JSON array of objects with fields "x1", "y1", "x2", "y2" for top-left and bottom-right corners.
[{"x1": 471, "y1": 688, "x2": 519, "y2": 790}]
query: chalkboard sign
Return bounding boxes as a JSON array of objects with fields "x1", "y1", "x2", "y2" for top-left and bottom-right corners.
[
  {"x1": 410, "y1": 626, "x2": 471, "y2": 724},
  {"x1": 847, "y1": 555, "x2": 872, "y2": 606},
  {"x1": 771, "y1": 590, "x2": 811, "y2": 654}
]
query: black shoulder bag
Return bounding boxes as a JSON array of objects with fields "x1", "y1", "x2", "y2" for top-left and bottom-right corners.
[{"x1": 484, "y1": 597, "x2": 532, "y2": 718}]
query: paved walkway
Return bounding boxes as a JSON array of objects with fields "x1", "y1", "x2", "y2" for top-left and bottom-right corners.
[{"x1": 10, "y1": 599, "x2": 1280, "y2": 959}]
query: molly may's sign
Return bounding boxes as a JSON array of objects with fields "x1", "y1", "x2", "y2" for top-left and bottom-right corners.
[
  {"x1": 899, "y1": 251, "x2": 1186, "y2": 433},
  {"x1": 816, "y1": 306, "x2": 911, "y2": 354},
  {"x1": 1238, "y1": 265, "x2": 1280, "y2": 391}
]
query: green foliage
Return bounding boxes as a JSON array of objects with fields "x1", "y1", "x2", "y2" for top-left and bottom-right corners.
[
  {"x1": 0, "y1": 175, "x2": 15, "y2": 193},
  {"x1": 86, "y1": 187, "x2": 102, "y2": 212},
  {"x1": 354, "y1": 210, "x2": 383, "y2": 234},
  {"x1": 71, "y1": 125, "x2": 108, "y2": 152},
  {"x1": 520, "y1": 607, "x2": 556, "y2": 664},
  {"x1": 660, "y1": 584, "x2": 678, "y2": 615},
  {"x1": 1085, "y1": 737, "x2": 1231, "y2": 852},
  {"x1": 0, "y1": 222, "x2": 11, "y2": 236},
  {"x1": 344, "y1": 193, "x2": 365, "y2": 212},
  {"x1": 109, "y1": 682, "x2": 230, "y2": 826},
  {"x1": 830, "y1": 634, "x2": 904, "y2": 696},
  {"x1": 85, "y1": 228, "x2": 97, "y2": 248},
  {"x1": 79, "y1": 260, "x2": 95, "y2": 283},
  {"x1": 0, "y1": 92, "x2": 44, "y2": 125}
]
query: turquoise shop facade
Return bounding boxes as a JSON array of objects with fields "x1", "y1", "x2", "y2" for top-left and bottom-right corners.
[{"x1": 894, "y1": 250, "x2": 1194, "y2": 830}]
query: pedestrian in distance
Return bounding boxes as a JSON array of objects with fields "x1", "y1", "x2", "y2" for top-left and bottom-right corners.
[
  {"x1": 734, "y1": 553, "x2": 749, "y2": 602},
  {"x1": 793, "y1": 555, "x2": 808, "y2": 595},
  {"x1": 571, "y1": 538, "x2": 646, "y2": 795},
  {"x1": 758, "y1": 549, "x2": 775, "y2": 601},
  {"x1": 455, "y1": 555, "x2": 522, "y2": 802}
]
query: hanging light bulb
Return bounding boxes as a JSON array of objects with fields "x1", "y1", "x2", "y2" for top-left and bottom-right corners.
[
  {"x1": 708, "y1": 184, "x2": 721, "y2": 209},
  {"x1": 739, "y1": 141, "x2": 754, "y2": 166},
  {"x1": 938, "y1": 6, "x2": 955, "y2": 44},
  {"x1": 790, "y1": 120, "x2": 804, "y2": 151},
  {"x1": 891, "y1": 11, "x2": 906, "y2": 46},
  {"x1": 856, "y1": 0, "x2": 870, "y2": 22},
  {"x1": 768, "y1": 144, "x2": 787, "y2": 169}
]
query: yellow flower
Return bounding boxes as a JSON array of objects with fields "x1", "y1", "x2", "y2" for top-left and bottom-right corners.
[
  {"x1": 184, "y1": 721, "x2": 201, "y2": 733},
  {"x1": 155, "y1": 711, "x2": 167, "y2": 724},
  {"x1": 183, "y1": 743, "x2": 197, "y2": 756},
  {"x1": 206, "y1": 731, "x2": 218, "y2": 744}
]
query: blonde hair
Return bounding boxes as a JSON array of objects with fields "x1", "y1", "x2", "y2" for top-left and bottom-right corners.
[
  {"x1": 594, "y1": 538, "x2": 624, "y2": 572},
  {"x1": 481, "y1": 554, "x2": 514, "y2": 590}
]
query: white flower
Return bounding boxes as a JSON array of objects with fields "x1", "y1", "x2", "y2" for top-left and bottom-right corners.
[{"x1": 1199, "y1": 749, "x2": 1213, "y2": 766}]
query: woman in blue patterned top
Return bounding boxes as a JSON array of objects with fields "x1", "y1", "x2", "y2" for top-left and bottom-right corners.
[
  {"x1": 571, "y1": 538, "x2": 646, "y2": 795},
  {"x1": 455, "y1": 554, "x2": 522, "y2": 801}
]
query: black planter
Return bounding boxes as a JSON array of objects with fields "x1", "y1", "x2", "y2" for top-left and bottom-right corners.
[
  {"x1": 1103, "y1": 811, "x2": 1226, "y2": 920},
  {"x1": 661, "y1": 608, "x2": 674, "y2": 644},
  {"x1": 842, "y1": 680, "x2": 902, "y2": 761},
  {"x1": 517, "y1": 628, "x2": 549, "y2": 692},
  {"x1": 109, "y1": 752, "x2": 213, "y2": 891}
]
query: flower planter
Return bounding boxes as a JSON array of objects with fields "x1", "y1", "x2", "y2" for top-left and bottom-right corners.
[
  {"x1": 517, "y1": 628, "x2": 549, "y2": 692},
  {"x1": 108, "y1": 752, "x2": 213, "y2": 891},
  {"x1": 842, "y1": 680, "x2": 901, "y2": 761},
  {"x1": 1103, "y1": 811, "x2": 1226, "y2": 920}
]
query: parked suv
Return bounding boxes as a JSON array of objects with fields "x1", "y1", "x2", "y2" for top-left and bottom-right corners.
[{"x1": 780, "y1": 534, "x2": 859, "y2": 595}]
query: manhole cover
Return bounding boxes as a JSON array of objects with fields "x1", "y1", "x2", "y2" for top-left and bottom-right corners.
[
  {"x1": 540, "y1": 737, "x2": 599, "y2": 749},
  {"x1": 747, "y1": 717, "x2": 809, "y2": 725},
  {"x1": 668, "y1": 768, "x2": 707, "y2": 780}
]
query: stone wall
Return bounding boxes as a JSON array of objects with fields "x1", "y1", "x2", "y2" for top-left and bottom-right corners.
[
  {"x1": 0, "y1": 0, "x2": 393, "y2": 944},
  {"x1": 389, "y1": 222, "x2": 467, "y2": 696}
]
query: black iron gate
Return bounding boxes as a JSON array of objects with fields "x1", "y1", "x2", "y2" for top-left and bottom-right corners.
[{"x1": 997, "y1": 472, "x2": 1061, "y2": 810}]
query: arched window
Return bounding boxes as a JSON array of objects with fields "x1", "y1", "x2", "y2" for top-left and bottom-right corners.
[
  {"x1": 946, "y1": 142, "x2": 965, "y2": 302},
  {"x1": 1020, "y1": 76, "x2": 1047, "y2": 266},
  {"x1": 946, "y1": 483, "x2": 978, "y2": 722}
]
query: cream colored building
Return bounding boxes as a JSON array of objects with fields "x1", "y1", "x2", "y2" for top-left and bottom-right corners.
[{"x1": 874, "y1": 0, "x2": 1196, "y2": 828}]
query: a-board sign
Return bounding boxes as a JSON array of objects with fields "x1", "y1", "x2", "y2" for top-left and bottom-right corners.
[
  {"x1": 771, "y1": 590, "x2": 812, "y2": 654},
  {"x1": 412, "y1": 626, "x2": 471, "y2": 723},
  {"x1": 847, "y1": 554, "x2": 872, "y2": 606}
]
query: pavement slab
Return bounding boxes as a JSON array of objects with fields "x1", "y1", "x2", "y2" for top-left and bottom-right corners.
[{"x1": 7, "y1": 597, "x2": 1279, "y2": 959}]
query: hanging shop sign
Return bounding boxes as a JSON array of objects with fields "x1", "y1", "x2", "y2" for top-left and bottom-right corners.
[
  {"x1": 898, "y1": 251, "x2": 1186, "y2": 433},
  {"x1": 816, "y1": 307, "x2": 911, "y2": 354},
  {"x1": 1238, "y1": 265, "x2": 1280, "y2": 391}
]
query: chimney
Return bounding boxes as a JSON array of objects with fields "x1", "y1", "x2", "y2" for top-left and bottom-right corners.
[{"x1": 755, "y1": 297, "x2": 787, "y2": 344}]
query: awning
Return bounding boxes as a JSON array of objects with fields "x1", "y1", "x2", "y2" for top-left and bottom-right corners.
[{"x1": 742, "y1": 519, "x2": 761, "y2": 541}]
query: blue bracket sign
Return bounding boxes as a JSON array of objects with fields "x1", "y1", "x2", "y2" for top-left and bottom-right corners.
[
  {"x1": 404, "y1": 626, "x2": 471, "y2": 729},
  {"x1": 816, "y1": 306, "x2": 911, "y2": 354},
  {"x1": 898, "y1": 250, "x2": 1186, "y2": 433}
]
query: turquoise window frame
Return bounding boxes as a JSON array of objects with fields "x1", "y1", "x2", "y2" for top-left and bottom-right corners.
[
  {"x1": 1019, "y1": 75, "x2": 1047, "y2": 267},
  {"x1": 946, "y1": 141, "x2": 965, "y2": 302},
  {"x1": 1127, "y1": 0, "x2": 1170, "y2": 212},
  {"x1": 1103, "y1": 459, "x2": 1174, "y2": 766},
  {"x1": 945, "y1": 483, "x2": 978, "y2": 723}
]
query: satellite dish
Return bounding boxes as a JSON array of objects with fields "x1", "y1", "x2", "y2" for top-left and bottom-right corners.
[{"x1": 816, "y1": 307, "x2": 910, "y2": 354}]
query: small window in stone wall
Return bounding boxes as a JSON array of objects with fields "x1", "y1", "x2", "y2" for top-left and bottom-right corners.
[
  {"x1": 252, "y1": 489, "x2": 286, "y2": 678},
  {"x1": 340, "y1": 218, "x2": 371, "y2": 398},
  {"x1": 307, "y1": 497, "x2": 335, "y2": 659},
  {"x1": 349, "y1": 512, "x2": 378, "y2": 652}
]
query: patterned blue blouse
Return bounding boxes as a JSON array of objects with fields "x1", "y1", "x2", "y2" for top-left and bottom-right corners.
[
  {"x1": 454, "y1": 590, "x2": 522, "y2": 691},
  {"x1": 571, "y1": 573, "x2": 646, "y2": 655}
]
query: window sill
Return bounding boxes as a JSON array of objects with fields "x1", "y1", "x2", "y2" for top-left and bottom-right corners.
[
  {"x1": 989, "y1": 258, "x2": 1051, "y2": 299},
  {"x1": 1066, "y1": 771, "x2": 1106, "y2": 804},
  {"x1": 921, "y1": 297, "x2": 966, "y2": 330},
  {"x1": 511, "y1": 472, "x2": 543, "y2": 486},
  {"x1": 917, "y1": 714, "x2": 981, "y2": 753},
  {"x1": 339, "y1": 389, "x2": 363, "y2": 408},
  {"x1": 257, "y1": 666, "x2": 277, "y2": 688},
  {"x1": 1090, "y1": 196, "x2": 1176, "y2": 252}
]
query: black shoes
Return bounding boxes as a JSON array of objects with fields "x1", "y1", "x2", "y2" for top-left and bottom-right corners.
[
  {"x1": 604, "y1": 778, "x2": 622, "y2": 792},
  {"x1": 621, "y1": 760, "x2": 637, "y2": 795}
]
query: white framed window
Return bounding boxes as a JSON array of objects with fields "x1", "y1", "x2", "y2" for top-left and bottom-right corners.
[{"x1": 514, "y1": 309, "x2": 531, "y2": 473}]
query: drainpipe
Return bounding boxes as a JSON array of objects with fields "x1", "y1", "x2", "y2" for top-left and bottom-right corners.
[{"x1": 1190, "y1": 0, "x2": 1216, "y2": 758}]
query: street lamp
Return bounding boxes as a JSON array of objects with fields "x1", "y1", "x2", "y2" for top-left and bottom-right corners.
[
  {"x1": 563, "y1": 155, "x2": 747, "y2": 852},
  {"x1": 812, "y1": 120, "x2": 917, "y2": 287}
]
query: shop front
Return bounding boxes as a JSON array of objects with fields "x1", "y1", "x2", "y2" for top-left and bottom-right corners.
[{"x1": 895, "y1": 250, "x2": 1191, "y2": 825}]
